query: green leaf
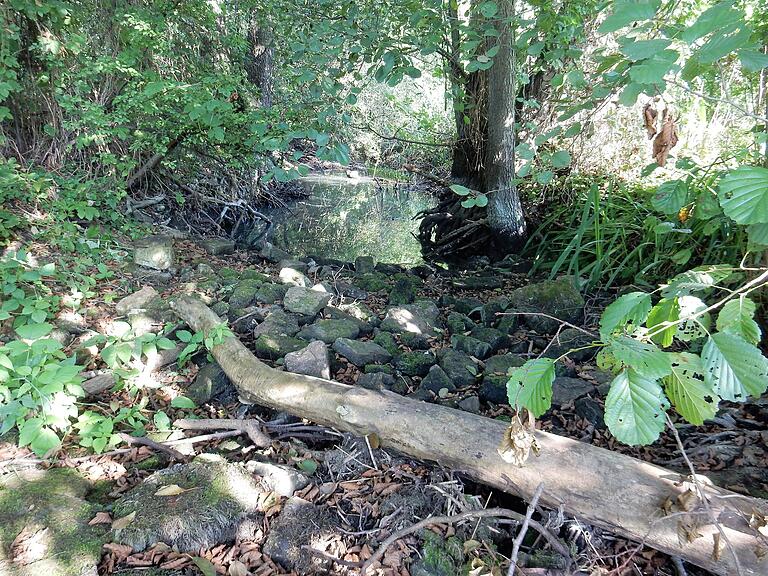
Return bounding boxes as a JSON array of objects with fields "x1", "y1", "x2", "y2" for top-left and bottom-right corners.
[
  {"x1": 696, "y1": 25, "x2": 752, "y2": 64},
  {"x1": 606, "y1": 336, "x2": 672, "y2": 379},
  {"x1": 599, "y1": 292, "x2": 652, "y2": 340},
  {"x1": 30, "y1": 427, "x2": 61, "y2": 457},
  {"x1": 475, "y1": 194, "x2": 488, "y2": 208},
  {"x1": 506, "y1": 358, "x2": 555, "y2": 417},
  {"x1": 154, "y1": 410, "x2": 171, "y2": 431},
  {"x1": 535, "y1": 171, "x2": 554, "y2": 185},
  {"x1": 598, "y1": 0, "x2": 661, "y2": 34},
  {"x1": 716, "y1": 298, "x2": 761, "y2": 345},
  {"x1": 450, "y1": 184, "x2": 472, "y2": 196},
  {"x1": 663, "y1": 352, "x2": 717, "y2": 425},
  {"x1": 15, "y1": 323, "x2": 54, "y2": 340},
  {"x1": 651, "y1": 180, "x2": 688, "y2": 215},
  {"x1": 628, "y1": 56, "x2": 676, "y2": 85},
  {"x1": 739, "y1": 50, "x2": 768, "y2": 72},
  {"x1": 298, "y1": 459, "x2": 318, "y2": 474},
  {"x1": 661, "y1": 265, "x2": 734, "y2": 297},
  {"x1": 176, "y1": 330, "x2": 193, "y2": 343},
  {"x1": 701, "y1": 332, "x2": 768, "y2": 401},
  {"x1": 605, "y1": 368, "x2": 667, "y2": 446},
  {"x1": 676, "y1": 295, "x2": 710, "y2": 342},
  {"x1": 191, "y1": 556, "x2": 217, "y2": 576},
  {"x1": 619, "y1": 39, "x2": 671, "y2": 61},
  {"x1": 681, "y1": 3, "x2": 740, "y2": 44},
  {"x1": 480, "y1": 1, "x2": 498, "y2": 18},
  {"x1": 718, "y1": 166, "x2": 768, "y2": 225},
  {"x1": 747, "y1": 223, "x2": 768, "y2": 247},
  {"x1": 646, "y1": 297, "x2": 679, "y2": 348},
  {"x1": 551, "y1": 150, "x2": 571, "y2": 169},
  {"x1": 170, "y1": 396, "x2": 196, "y2": 409}
]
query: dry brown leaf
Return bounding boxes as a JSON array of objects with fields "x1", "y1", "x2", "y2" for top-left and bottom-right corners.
[
  {"x1": 749, "y1": 510, "x2": 768, "y2": 536},
  {"x1": 102, "y1": 542, "x2": 134, "y2": 559},
  {"x1": 677, "y1": 489, "x2": 698, "y2": 512},
  {"x1": 89, "y1": 511, "x2": 113, "y2": 525},
  {"x1": 11, "y1": 526, "x2": 49, "y2": 565},
  {"x1": 154, "y1": 484, "x2": 188, "y2": 497},
  {"x1": 643, "y1": 103, "x2": 658, "y2": 139},
  {"x1": 366, "y1": 432, "x2": 381, "y2": 449},
  {"x1": 712, "y1": 532, "x2": 723, "y2": 561},
  {"x1": 228, "y1": 560, "x2": 248, "y2": 576},
  {"x1": 652, "y1": 115, "x2": 678, "y2": 167},
  {"x1": 677, "y1": 517, "x2": 704, "y2": 546},
  {"x1": 112, "y1": 511, "x2": 137, "y2": 530},
  {"x1": 497, "y1": 411, "x2": 539, "y2": 466}
]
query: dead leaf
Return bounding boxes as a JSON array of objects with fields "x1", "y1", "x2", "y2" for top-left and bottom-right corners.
[
  {"x1": 497, "y1": 411, "x2": 539, "y2": 466},
  {"x1": 366, "y1": 432, "x2": 380, "y2": 449},
  {"x1": 652, "y1": 114, "x2": 678, "y2": 167},
  {"x1": 11, "y1": 526, "x2": 49, "y2": 565},
  {"x1": 191, "y1": 555, "x2": 217, "y2": 576},
  {"x1": 643, "y1": 103, "x2": 658, "y2": 139},
  {"x1": 112, "y1": 511, "x2": 136, "y2": 530},
  {"x1": 677, "y1": 489, "x2": 698, "y2": 512},
  {"x1": 677, "y1": 517, "x2": 704, "y2": 546},
  {"x1": 749, "y1": 510, "x2": 768, "y2": 536},
  {"x1": 228, "y1": 560, "x2": 248, "y2": 576},
  {"x1": 155, "y1": 484, "x2": 187, "y2": 496},
  {"x1": 89, "y1": 512, "x2": 113, "y2": 525}
]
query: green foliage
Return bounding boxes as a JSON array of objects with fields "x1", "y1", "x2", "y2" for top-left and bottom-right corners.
[
  {"x1": 176, "y1": 323, "x2": 233, "y2": 367},
  {"x1": 506, "y1": 358, "x2": 555, "y2": 418}
]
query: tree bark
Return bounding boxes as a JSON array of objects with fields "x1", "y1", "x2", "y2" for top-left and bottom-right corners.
[
  {"x1": 484, "y1": 0, "x2": 525, "y2": 246},
  {"x1": 246, "y1": 18, "x2": 274, "y2": 108},
  {"x1": 171, "y1": 294, "x2": 768, "y2": 576}
]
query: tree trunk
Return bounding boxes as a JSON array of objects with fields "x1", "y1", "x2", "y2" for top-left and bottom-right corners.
[
  {"x1": 484, "y1": 0, "x2": 525, "y2": 247},
  {"x1": 246, "y1": 18, "x2": 274, "y2": 108},
  {"x1": 171, "y1": 294, "x2": 768, "y2": 576}
]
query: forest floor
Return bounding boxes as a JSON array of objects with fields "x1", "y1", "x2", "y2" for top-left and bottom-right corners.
[{"x1": 1, "y1": 205, "x2": 767, "y2": 576}]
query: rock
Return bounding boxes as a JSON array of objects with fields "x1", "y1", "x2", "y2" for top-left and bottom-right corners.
[
  {"x1": 395, "y1": 351, "x2": 436, "y2": 376},
  {"x1": 354, "y1": 272, "x2": 390, "y2": 293},
  {"x1": 364, "y1": 364, "x2": 394, "y2": 375},
  {"x1": 355, "y1": 255, "x2": 375, "y2": 274},
  {"x1": 451, "y1": 276, "x2": 503, "y2": 290},
  {"x1": 551, "y1": 377, "x2": 595, "y2": 407},
  {"x1": 55, "y1": 310, "x2": 87, "y2": 335},
  {"x1": 419, "y1": 365, "x2": 456, "y2": 395},
  {"x1": 373, "y1": 331, "x2": 399, "y2": 356},
  {"x1": 218, "y1": 267, "x2": 240, "y2": 279},
  {"x1": 262, "y1": 497, "x2": 335, "y2": 572},
  {"x1": 438, "y1": 350, "x2": 478, "y2": 387},
  {"x1": 253, "y1": 283, "x2": 287, "y2": 305},
  {"x1": 278, "y1": 259, "x2": 308, "y2": 273},
  {"x1": 389, "y1": 277, "x2": 416, "y2": 305},
  {"x1": 284, "y1": 341, "x2": 331, "y2": 379},
  {"x1": 336, "y1": 301, "x2": 377, "y2": 324},
  {"x1": 259, "y1": 242, "x2": 291, "y2": 263},
  {"x1": 315, "y1": 281, "x2": 368, "y2": 300},
  {"x1": 470, "y1": 326, "x2": 509, "y2": 352},
  {"x1": 298, "y1": 319, "x2": 360, "y2": 344},
  {"x1": 447, "y1": 311, "x2": 474, "y2": 335},
  {"x1": 478, "y1": 354, "x2": 526, "y2": 404},
  {"x1": 187, "y1": 363, "x2": 232, "y2": 404},
  {"x1": 458, "y1": 395, "x2": 481, "y2": 413},
  {"x1": 244, "y1": 461, "x2": 310, "y2": 498},
  {"x1": 113, "y1": 457, "x2": 265, "y2": 552},
  {"x1": 83, "y1": 372, "x2": 116, "y2": 396},
  {"x1": 333, "y1": 338, "x2": 392, "y2": 367},
  {"x1": 229, "y1": 307, "x2": 264, "y2": 333},
  {"x1": 115, "y1": 286, "x2": 159, "y2": 315},
  {"x1": 509, "y1": 276, "x2": 584, "y2": 333},
  {"x1": 228, "y1": 279, "x2": 263, "y2": 309},
  {"x1": 254, "y1": 309, "x2": 300, "y2": 337},
  {"x1": 324, "y1": 306, "x2": 373, "y2": 335},
  {"x1": 375, "y1": 262, "x2": 403, "y2": 274},
  {"x1": 380, "y1": 301, "x2": 442, "y2": 336},
  {"x1": 210, "y1": 301, "x2": 230, "y2": 318},
  {"x1": 399, "y1": 331, "x2": 430, "y2": 350},
  {"x1": 279, "y1": 267, "x2": 311, "y2": 287},
  {"x1": 480, "y1": 298, "x2": 509, "y2": 327},
  {"x1": 451, "y1": 335, "x2": 492, "y2": 360},
  {"x1": 49, "y1": 328, "x2": 73, "y2": 347},
  {"x1": 542, "y1": 328, "x2": 596, "y2": 361},
  {"x1": 452, "y1": 296, "x2": 483, "y2": 316},
  {"x1": 283, "y1": 286, "x2": 332, "y2": 316},
  {"x1": 241, "y1": 270, "x2": 271, "y2": 282},
  {"x1": 357, "y1": 372, "x2": 396, "y2": 390},
  {"x1": 200, "y1": 238, "x2": 235, "y2": 256},
  {"x1": 0, "y1": 468, "x2": 105, "y2": 576},
  {"x1": 253, "y1": 334, "x2": 307, "y2": 360},
  {"x1": 134, "y1": 235, "x2": 174, "y2": 270},
  {"x1": 575, "y1": 397, "x2": 605, "y2": 428},
  {"x1": 497, "y1": 312, "x2": 519, "y2": 335}
]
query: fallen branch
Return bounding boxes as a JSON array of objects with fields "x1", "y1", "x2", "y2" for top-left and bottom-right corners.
[
  {"x1": 118, "y1": 433, "x2": 185, "y2": 460},
  {"x1": 363, "y1": 506, "x2": 567, "y2": 575},
  {"x1": 508, "y1": 483, "x2": 545, "y2": 575},
  {"x1": 170, "y1": 295, "x2": 768, "y2": 576},
  {"x1": 173, "y1": 418, "x2": 271, "y2": 447}
]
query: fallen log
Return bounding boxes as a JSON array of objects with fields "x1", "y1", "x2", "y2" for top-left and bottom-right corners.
[{"x1": 171, "y1": 295, "x2": 768, "y2": 576}]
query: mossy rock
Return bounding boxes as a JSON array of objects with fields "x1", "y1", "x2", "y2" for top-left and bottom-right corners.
[
  {"x1": 240, "y1": 269, "x2": 270, "y2": 282},
  {"x1": 218, "y1": 267, "x2": 240, "y2": 279},
  {"x1": 227, "y1": 279, "x2": 263, "y2": 309},
  {"x1": 254, "y1": 282, "x2": 288, "y2": 305},
  {"x1": 0, "y1": 468, "x2": 106, "y2": 576},
  {"x1": 113, "y1": 457, "x2": 265, "y2": 552},
  {"x1": 411, "y1": 531, "x2": 464, "y2": 576},
  {"x1": 394, "y1": 351, "x2": 436, "y2": 376},
  {"x1": 297, "y1": 319, "x2": 360, "y2": 344},
  {"x1": 354, "y1": 272, "x2": 390, "y2": 293},
  {"x1": 399, "y1": 331, "x2": 430, "y2": 350},
  {"x1": 373, "y1": 331, "x2": 399, "y2": 357},
  {"x1": 253, "y1": 334, "x2": 307, "y2": 360},
  {"x1": 388, "y1": 277, "x2": 417, "y2": 305},
  {"x1": 509, "y1": 276, "x2": 584, "y2": 333}
]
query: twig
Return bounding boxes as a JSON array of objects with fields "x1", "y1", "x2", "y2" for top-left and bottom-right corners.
[
  {"x1": 361, "y1": 507, "x2": 568, "y2": 575},
  {"x1": 173, "y1": 418, "x2": 271, "y2": 447},
  {"x1": 118, "y1": 433, "x2": 185, "y2": 460},
  {"x1": 508, "y1": 483, "x2": 545, "y2": 575},
  {"x1": 302, "y1": 546, "x2": 362, "y2": 568},
  {"x1": 163, "y1": 430, "x2": 243, "y2": 445},
  {"x1": 666, "y1": 415, "x2": 743, "y2": 576}
]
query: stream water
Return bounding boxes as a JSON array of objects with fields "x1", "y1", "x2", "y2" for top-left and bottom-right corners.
[{"x1": 266, "y1": 173, "x2": 434, "y2": 265}]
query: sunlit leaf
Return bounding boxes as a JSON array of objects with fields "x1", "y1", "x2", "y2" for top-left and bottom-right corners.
[{"x1": 605, "y1": 368, "x2": 667, "y2": 445}]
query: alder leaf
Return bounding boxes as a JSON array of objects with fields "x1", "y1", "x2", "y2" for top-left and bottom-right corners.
[
  {"x1": 599, "y1": 292, "x2": 652, "y2": 340},
  {"x1": 718, "y1": 166, "x2": 768, "y2": 225},
  {"x1": 506, "y1": 358, "x2": 555, "y2": 417},
  {"x1": 716, "y1": 298, "x2": 761, "y2": 345},
  {"x1": 605, "y1": 368, "x2": 668, "y2": 446},
  {"x1": 701, "y1": 332, "x2": 768, "y2": 401},
  {"x1": 663, "y1": 352, "x2": 718, "y2": 425}
]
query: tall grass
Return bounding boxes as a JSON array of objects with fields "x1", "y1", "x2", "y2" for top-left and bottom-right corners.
[{"x1": 523, "y1": 176, "x2": 746, "y2": 290}]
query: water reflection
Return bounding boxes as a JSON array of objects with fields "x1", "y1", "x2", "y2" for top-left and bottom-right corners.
[{"x1": 267, "y1": 173, "x2": 434, "y2": 265}]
